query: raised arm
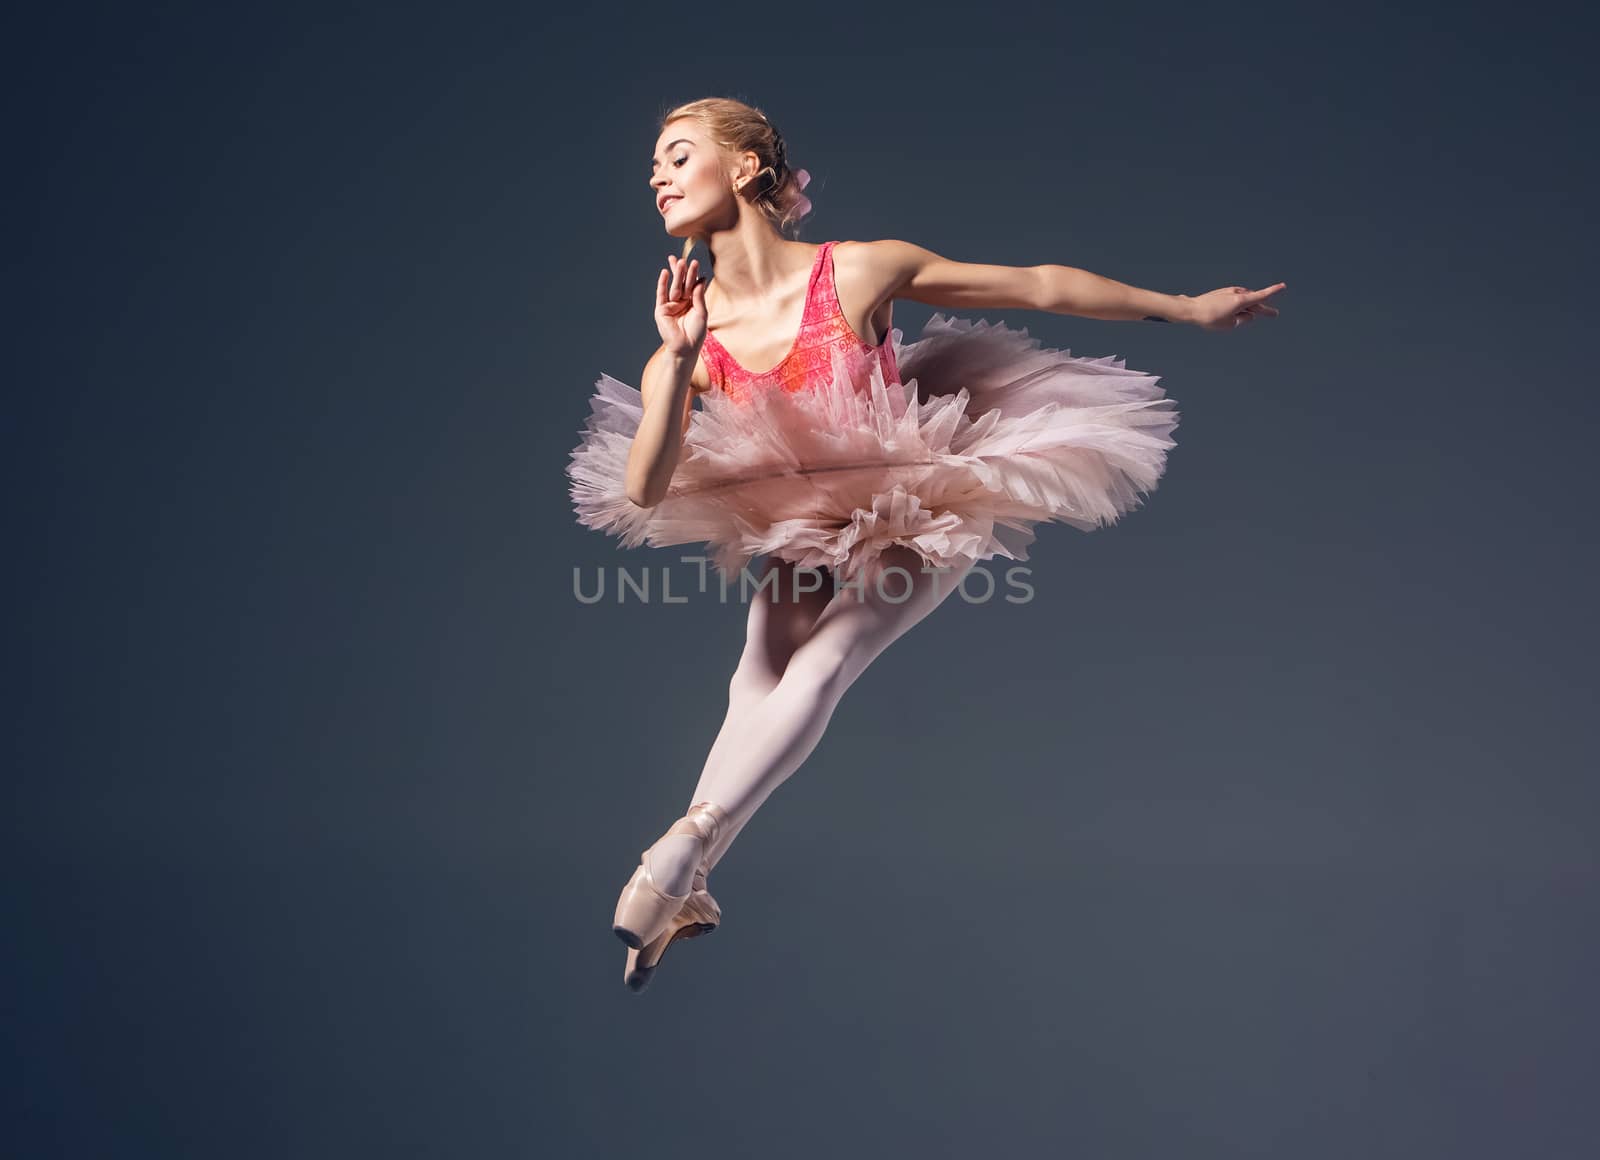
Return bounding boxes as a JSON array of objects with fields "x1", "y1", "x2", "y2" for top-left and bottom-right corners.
[
  {"x1": 625, "y1": 255, "x2": 707, "y2": 508},
  {"x1": 866, "y1": 239, "x2": 1284, "y2": 330}
]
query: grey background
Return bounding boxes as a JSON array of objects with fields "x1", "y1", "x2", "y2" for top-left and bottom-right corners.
[{"x1": 10, "y1": 3, "x2": 1597, "y2": 1157}]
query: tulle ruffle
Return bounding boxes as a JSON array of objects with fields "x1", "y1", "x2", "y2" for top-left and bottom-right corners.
[{"x1": 566, "y1": 313, "x2": 1179, "y2": 585}]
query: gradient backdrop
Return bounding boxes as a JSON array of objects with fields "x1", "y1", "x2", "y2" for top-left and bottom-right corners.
[{"x1": 11, "y1": 4, "x2": 1597, "y2": 1157}]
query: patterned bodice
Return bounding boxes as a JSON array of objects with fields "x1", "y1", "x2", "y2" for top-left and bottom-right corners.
[{"x1": 699, "y1": 240, "x2": 902, "y2": 404}]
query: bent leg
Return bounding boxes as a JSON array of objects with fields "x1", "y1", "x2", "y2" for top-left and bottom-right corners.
[
  {"x1": 643, "y1": 556, "x2": 832, "y2": 892},
  {"x1": 694, "y1": 547, "x2": 975, "y2": 874},
  {"x1": 695, "y1": 556, "x2": 833, "y2": 787}
]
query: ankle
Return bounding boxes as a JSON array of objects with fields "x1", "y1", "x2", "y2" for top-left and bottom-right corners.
[
  {"x1": 682, "y1": 800, "x2": 729, "y2": 845},
  {"x1": 643, "y1": 834, "x2": 702, "y2": 897}
]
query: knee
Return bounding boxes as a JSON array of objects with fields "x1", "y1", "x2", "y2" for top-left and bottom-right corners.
[
  {"x1": 780, "y1": 641, "x2": 865, "y2": 704},
  {"x1": 727, "y1": 663, "x2": 777, "y2": 708}
]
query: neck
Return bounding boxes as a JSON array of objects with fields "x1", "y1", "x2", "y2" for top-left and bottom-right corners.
[{"x1": 700, "y1": 224, "x2": 809, "y2": 307}]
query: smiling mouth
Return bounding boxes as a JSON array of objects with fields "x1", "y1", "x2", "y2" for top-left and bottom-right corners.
[{"x1": 659, "y1": 197, "x2": 682, "y2": 212}]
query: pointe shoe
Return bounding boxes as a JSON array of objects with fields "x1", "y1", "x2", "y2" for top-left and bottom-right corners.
[
  {"x1": 623, "y1": 865, "x2": 721, "y2": 993},
  {"x1": 612, "y1": 801, "x2": 728, "y2": 951}
]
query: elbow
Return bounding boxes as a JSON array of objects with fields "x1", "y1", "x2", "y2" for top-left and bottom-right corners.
[
  {"x1": 624, "y1": 473, "x2": 661, "y2": 509},
  {"x1": 1028, "y1": 264, "x2": 1061, "y2": 313}
]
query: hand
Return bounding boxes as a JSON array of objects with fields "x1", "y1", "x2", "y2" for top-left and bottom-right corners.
[
  {"x1": 655, "y1": 254, "x2": 708, "y2": 355},
  {"x1": 1184, "y1": 282, "x2": 1286, "y2": 331}
]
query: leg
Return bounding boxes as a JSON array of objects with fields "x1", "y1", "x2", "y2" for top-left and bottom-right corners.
[
  {"x1": 692, "y1": 546, "x2": 974, "y2": 878},
  {"x1": 640, "y1": 555, "x2": 833, "y2": 890},
  {"x1": 698, "y1": 555, "x2": 836, "y2": 793}
]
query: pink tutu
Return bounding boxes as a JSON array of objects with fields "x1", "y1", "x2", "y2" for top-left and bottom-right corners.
[{"x1": 566, "y1": 313, "x2": 1180, "y2": 585}]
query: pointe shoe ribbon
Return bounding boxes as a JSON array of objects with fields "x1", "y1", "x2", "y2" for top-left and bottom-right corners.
[
  {"x1": 612, "y1": 801, "x2": 728, "y2": 951},
  {"x1": 623, "y1": 864, "x2": 721, "y2": 993}
]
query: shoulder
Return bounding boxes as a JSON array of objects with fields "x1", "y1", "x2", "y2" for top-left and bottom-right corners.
[
  {"x1": 832, "y1": 238, "x2": 934, "y2": 272},
  {"x1": 687, "y1": 349, "x2": 712, "y2": 395},
  {"x1": 830, "y1": 238, "x2": 939, "y2": 294},
  {"x1": 835, "y1": 240, "x2": 1038, "y2": 310}
]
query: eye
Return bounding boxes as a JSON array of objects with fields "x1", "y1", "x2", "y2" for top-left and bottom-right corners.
[{"x1": 650, "y1": 156, "x2": 690, "y2": 180}]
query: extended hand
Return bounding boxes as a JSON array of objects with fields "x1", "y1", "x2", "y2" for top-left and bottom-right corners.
[{"x1": 1186, "y1": 282, "x2": 1286, "y2": 331}]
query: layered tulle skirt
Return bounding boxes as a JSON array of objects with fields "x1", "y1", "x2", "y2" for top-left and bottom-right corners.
[{"x1": 566, "y1": 314, "x2": 1180, "y2": 584}]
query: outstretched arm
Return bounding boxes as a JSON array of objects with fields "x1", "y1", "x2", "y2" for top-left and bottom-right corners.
[{"x1": 869, "y1": 239, "x2": 1284, "y2": 330}]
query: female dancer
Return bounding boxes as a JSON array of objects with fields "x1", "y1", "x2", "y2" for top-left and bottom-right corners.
[{"x1": 567, "y1": 97, "x2": 1284, "y2": 992}]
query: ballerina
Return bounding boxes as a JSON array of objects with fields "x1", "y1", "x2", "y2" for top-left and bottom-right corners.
[{"x1": 567, "y1": 96, "x2": 1284, "y2": 991}]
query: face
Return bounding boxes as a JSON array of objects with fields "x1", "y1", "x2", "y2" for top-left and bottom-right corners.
[{"x1": 649, "y1": 121, "x2": 742, "y2": 237}]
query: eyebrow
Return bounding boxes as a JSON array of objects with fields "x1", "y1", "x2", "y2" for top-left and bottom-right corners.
[{"x1": 651, "y1": 138, "x2": 694, "y2": 167}]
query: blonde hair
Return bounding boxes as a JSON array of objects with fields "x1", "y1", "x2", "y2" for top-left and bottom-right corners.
[{"x1": 659, "y1": 96, "x2": 813, "y2": 260}]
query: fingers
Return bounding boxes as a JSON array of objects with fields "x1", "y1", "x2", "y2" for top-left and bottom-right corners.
[
  {"x1": 659, "y1": 256, "x2": 702, "y2": 316},
  {"x1": 669, "y1": 255, "x2": 700, "y2": 297},
  {"x1": 1211, "y1": 283, "x2": 1284, "y2": 330}
]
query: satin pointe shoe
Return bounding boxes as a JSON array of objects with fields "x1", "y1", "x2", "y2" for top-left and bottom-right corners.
[
  {"x1": 612, "y1": 800, "x2": 729, "y2": 950},
  {"x1": 622, "y1": 865, "x2": 721, "y2": 993}
]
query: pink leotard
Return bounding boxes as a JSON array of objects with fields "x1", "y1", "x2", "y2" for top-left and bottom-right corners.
[{"x1": 699, "y1": 240, "x2": 902, "y2": 405}]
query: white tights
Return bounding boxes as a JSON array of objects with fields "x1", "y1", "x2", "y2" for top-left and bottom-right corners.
[{"x1": 645, "y1": 545, "x2": 976, "y2": 896}]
